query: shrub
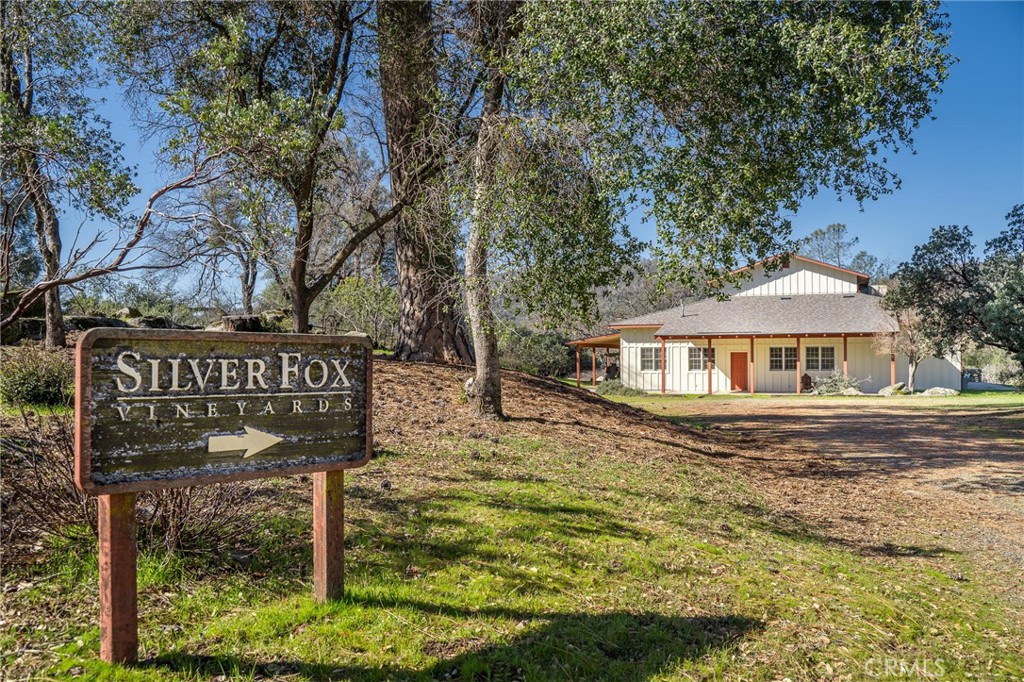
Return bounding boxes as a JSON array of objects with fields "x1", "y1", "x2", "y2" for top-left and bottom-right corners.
[
  {"x1": 1, "y1": 408, "x2": 263, "y2": 563},
  {"x1": 316, "y1": 273, "x2": 399, "y2": 349},
  {"x1": 595, "y1": 379, "x2": 647, "y2": 397},
  {"x1": 498, "y1": 325, "x2": 575, "y2": 377},
  {"x1": 811, "y1": 371, "x2": 865, "y2": 395},
  {"x1": 0, "y1": 346, "x2": 74, "y2": 407}
]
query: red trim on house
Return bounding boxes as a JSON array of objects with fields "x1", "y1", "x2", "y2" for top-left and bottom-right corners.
[
  {"x1": 656, "y1": 332, "x2": 876, "y2": 340},
  {"x1": 660, "y1": 337, "x2": 666, "y2": 394},
  {"x1": 706, "y1": 338, "x2": 713, "y2": 396},
  {"x1": 749, "y1": 337, "x2": 755, "y2": 394},
  {"x1": 609, "y1": 324, "x2": 664, "y2": 330},
  {"x1": 796, "y1": 337, "x2": 802, "y2": 394}
]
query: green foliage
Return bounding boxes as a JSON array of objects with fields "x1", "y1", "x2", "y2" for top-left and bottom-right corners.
[
  {"x1": 888, "y1": 205, "x2": 1024, "y2": 373},
  {"x1": 512, "y1": 1, "x2": 952, "y2": 291},
  {"x1": 0, "y1": 346, "x2": 73, "y2": 406},
  {"x1": 811, "y1": 371, "x2": 864, "y2": 395},
  {"x1": 799, "y1": 224, "x2": 861, "y2": 267},
  {"x1": 497, "y1": 325, "x2": 575, "y2": 377},
  {"x1": 1, "y1": 198, "x2": 42, "y2": 288},
  {"x1": 469, "y1": 118, "x2": 643, "y2": 329},
  {"x1": 65, "y1": 273, "x2": 207, "y2": 327},
  {"x1": 316, "y1": 274, "x2": 399, "y2": 349},
  {"x1": 798, "y1": 223, "x2": 890, "y2": 280},
  {"x1": 1, "y1": 1, "x2": 136, "y2": 218},
  {"x1": 595, "y1": 379, "x2": 647, "y2": 397}
]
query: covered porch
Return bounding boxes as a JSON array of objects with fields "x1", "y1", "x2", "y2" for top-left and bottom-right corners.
[
  {"x1": 566, "y1": 333, "x2": 621, "y2": 388},
  {"x1": 655, "y1": 333, "x2": 895, "y2": 395}
]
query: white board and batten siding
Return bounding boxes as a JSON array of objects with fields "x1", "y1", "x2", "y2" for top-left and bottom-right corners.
[
  {"x1": 727, "y1": 259, "x2": 859, "y2": 297},
  {"x1": 614, "y1": 259, "x2": 963, "y2": 394},
  {"x1": 618, "y1": 327, "x2": 666, "y2": 392},
  {"x1": 620, "y1": 332, "x2": 962, "y2": 394}
]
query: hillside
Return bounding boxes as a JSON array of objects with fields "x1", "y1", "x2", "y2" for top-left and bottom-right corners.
[{"x1": 2, "y1": 360, "x2": 1022, "y2": 680}]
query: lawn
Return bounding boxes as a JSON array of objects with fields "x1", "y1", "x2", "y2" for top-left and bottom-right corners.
[{"x1": 2, "y1": 362, "x2": 1022, "y2": 681}]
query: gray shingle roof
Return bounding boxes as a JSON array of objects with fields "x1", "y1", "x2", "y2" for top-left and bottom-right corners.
[{"x1": 611, "y1": 294, "x2": 896, "y2": 336}]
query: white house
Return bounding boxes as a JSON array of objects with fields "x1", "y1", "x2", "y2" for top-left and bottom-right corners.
[{"x1": 569, "y1": 256, "x2": 962, "y2": 395}]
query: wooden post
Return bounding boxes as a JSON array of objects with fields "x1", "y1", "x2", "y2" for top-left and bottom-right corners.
[
  {"x1": 890, "y1": 353, "x2": 896, "y2": 386},
  {"x1": 706, "y1": 337, "x2": 713, "y2": 395},
  {"x1": 99, "y1": 493, "x2": 138, "y2": 664},
  {"x1": 749, "y1": 337, "x2": 755, "y2": 394},
  {"x1": 313, "y1": 470, "x2": 345, "y2": 601},
  {"x1": 591, "y1": 348, "x2": 597, "y2": 387},
  {"x1": 575, "y1": 349, "x2": 581, "y2": 388},
  {"x1": 795, "y1": 337, "x2": 802, "y2": 394},
  {"x1": 843, "y1": 335, "x2": 849, "y2": 378},
  {"x1": 660, "y1": 337, "x2": 666, "y2": 394}
]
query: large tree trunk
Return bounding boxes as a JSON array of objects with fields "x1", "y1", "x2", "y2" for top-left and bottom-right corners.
[
  {"x1": 464, "y1": 24, "x2": 511, "y2": 418},
  {"x1": 378, "y1": 0, "x2": 472, "y2": 364},
  {"x1": 464, "y1": 191, "x2": 503, "y2": 418},
  {"x1": 292, "y1": 287, "x2": 312, "y2": 334},
  {"x1": 463, "y1": 1, "x2": 519, "y2": 419}
]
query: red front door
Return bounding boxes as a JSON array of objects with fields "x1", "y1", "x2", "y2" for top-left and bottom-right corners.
[{"x1": 731, "y1": 352, "x2": 748, "y2": 392}]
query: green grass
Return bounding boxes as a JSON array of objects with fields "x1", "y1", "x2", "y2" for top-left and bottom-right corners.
[
  {"x1": 4, "y1": 431, "x2": 1023, "y2": 680},
  {"x1": 1, "y1": 401, "x2": 73, "y2": 417}
]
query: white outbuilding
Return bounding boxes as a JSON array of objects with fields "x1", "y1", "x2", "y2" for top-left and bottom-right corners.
[{"x1": 569, "y1": 256, "x2": 962, "y2": 395}]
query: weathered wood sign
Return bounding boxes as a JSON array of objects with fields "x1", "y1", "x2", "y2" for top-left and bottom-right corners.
[
  {"x1": 74, "y1": 328, "x2": 372, "y2": 664},
  {"x1": 76, "y1": 328, "x2": 371, "y2": 493}
]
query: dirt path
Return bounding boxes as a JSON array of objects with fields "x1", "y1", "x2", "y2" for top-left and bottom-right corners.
[{"x1": 673, "y1": 397, "x2": 1024, "y2": 600}]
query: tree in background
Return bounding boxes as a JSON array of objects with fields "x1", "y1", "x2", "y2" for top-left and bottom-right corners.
[
  {"x1": 515, "y1": 2, "x2": 950, "y2": 294},
  {"x1": 873, "y1": 301, "x2": 936, "y2": 392},
  {"x1": 1, "y1": 0, "x2": 135, "y2": 346},
  {"x1": 0, "y1": 184, "x2": 42, "y2": 290},
  {"x1": 799, "y1": 224, "x2": 860, "y2": 268},
  {"x1": 113, "y1": 1, "x2": 402, "y2": 333},
  {"x1": 377, "y1": 0, "x2": 473, "y2": 363},
  {"x1": 887, "y1": 205, "x2": 1024, "y2": 377},
  {"x1": 317, "y1": 272, "x2": 399, "y2": 349},
  {"x1": 798, "y1": 223, "x2": 892, "y2": 281}
]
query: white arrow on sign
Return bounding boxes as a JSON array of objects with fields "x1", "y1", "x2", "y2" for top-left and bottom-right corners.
[{"x1": 208, "y1": 427, "x2": 283, "y2": 458}]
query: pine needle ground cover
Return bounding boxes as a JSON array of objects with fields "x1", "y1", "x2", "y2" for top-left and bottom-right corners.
[{"x1": 3, "y1": 362, "x2": 1021, "y2": 680}]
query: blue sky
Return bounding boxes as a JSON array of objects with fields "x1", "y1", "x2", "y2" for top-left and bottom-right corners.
[
  {"x1": 787, "y1": 1, "x2": 1024, "y2": 264},
  {"x1": 94, "y1": 1, "x2": 1023, "y2": 270}
]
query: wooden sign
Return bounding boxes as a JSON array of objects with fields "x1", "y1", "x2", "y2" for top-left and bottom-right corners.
[{"x1": 74, "y1": 328, "x2": 372, "y2": 664}]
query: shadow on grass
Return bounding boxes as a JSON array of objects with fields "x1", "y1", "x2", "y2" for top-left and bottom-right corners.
[
  {"x1": 731, "y1": 502, "x2": 960, "y2": 559},
  {"x1": 147, "y1": 608, "x2": 761, "y2": 681}
]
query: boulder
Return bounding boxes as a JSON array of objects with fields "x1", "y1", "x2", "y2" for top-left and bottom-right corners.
[
  {"x1": 130, "y1": 316, "x2": 175, "y2": 329},
  {"x1": 64, "y1": 316, "x2": 130, "y2": 331},
  {"x1": 841, "y1": 387, "x2": 865, "y2": 396},
  {"x1": 115, "y1": 306, "x2": 142, "y2": 319},
  {"x1": 221, "y1": 315, "x2": 263, "y2": 333},
  {"x1": 921, "y1": 386, "x2": 960, "y2": 396},
  {"x1": 878, "y1": 382, "x2": 906, "y2": 396},
  {"x1": 0, "y1": 317, "x2": 45, "y2": 344}
]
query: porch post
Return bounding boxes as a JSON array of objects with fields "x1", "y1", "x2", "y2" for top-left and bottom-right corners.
[
  {"x1": 591, "y1": 347, "x2": 597, "y2": 387},
  {"x1": 706, "y1": 337, "x2": 713, "y2": 395},
  {"x1": 660, "y1": 337, "x2": 666, "y2": 394},
  {"x1": 575, "y1": 349, "x2": 581, "y2": 388},
  {"x1": 749, "y1": 336, "x2": 755, "y2": 394},
  {"x1": 843, "y1": 335, "x2": 849, "y2": 378},
  {"x1": 795, "y1": 336, "x2": 802, "y2": 394},
  {"x1": 890, "y1": 352, "x2": 896, "y2": 385}
]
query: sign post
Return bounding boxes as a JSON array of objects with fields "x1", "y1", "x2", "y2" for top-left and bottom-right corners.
[{"x1": 75, "y1": 329, "x2": 372, "y2": 664}]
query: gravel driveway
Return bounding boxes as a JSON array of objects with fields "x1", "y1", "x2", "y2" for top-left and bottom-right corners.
[{"x1": 665, "y1": 395, "x2": 1024, "y2": 601}]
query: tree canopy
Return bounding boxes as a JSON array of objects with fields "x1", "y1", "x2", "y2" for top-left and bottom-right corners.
[
  {"x1": 887, "y1": 205, "x2": 1024, "y2": 369},
  {"x1": 513, "y1": 1, "x2": 951, "y2": 289}
]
